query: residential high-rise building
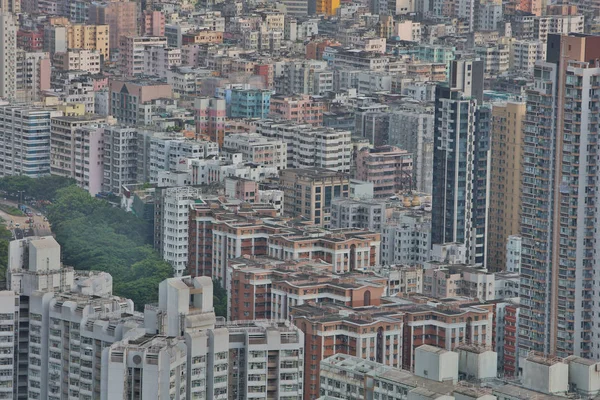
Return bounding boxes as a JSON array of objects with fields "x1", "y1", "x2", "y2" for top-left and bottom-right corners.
[
  {"x1": 0, "y1": 13, "x2": 16, "y2": 100},
  {"x1": 103, "y1": 126, "x2": 138, "y2": 194},
  {"x1": 88, "y1": 1, "x2": 137, "y2": 51},
  {"x1": 50, "y1": 115, "x2": 109, "y2": 196},
  {"x1": 154, "y1": 186, "x2": 204, "y2": 275},
  {"x1": 0, "y1": 105, "x2": 63, "y2": 178},
  {"x1": 355, "y1": 145, "x2": 413, "y2": 198},
  {"x1": 0, "y1": 0, "x2": 19, "y2": 13},
  {"x1": 222, "y1": 133, "x2": 288, "y2": 171},
  {"x1": 119, "y1": 36, "x2": 168, "y2": 76},
  {"x1": 518, "y1": 33, "x2": 600, "y2": 359},
  {"x1": 487, "y1": 101, "x2": 526, "y2": 272},
  {"x1": 431, "y1": 59, "x2": 490, "y2": 267},
  {"x1": 194, "y1": 97, "x2": 226, "y2": 146},
  {"x1": 280, "y1": 167, "x2": 350, "y2": 226},
  {"x1": 388, "y1": 105, "x2": 435, "y2": 194},
  {"x1": 15, "y1": 50, "x2": 50, "y2": 103},
  {"x1": 255, "y1": 120, "x2": 353, "y2": 173},
  {"x1": 67, "y1": 23, "x2": 110, "y2": 60}
]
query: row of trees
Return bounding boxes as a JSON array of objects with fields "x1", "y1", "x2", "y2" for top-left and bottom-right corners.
[
  {"x1": 0, "y1": 175, "x2": 75, "y2": 201},
  {"x1": 46, "y1": 186, "x2": 171, "y2": 308}
]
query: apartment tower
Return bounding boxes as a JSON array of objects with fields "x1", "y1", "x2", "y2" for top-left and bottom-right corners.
[
  {"x1": 431, "y1": 59, "x2": 490, "y2": 267},
  {"x1": 518, "y1": 33, "x2": 600, "y2": 359},
  {"x1": 487, "y1": 101, "x2": 526, "y2": 271}
]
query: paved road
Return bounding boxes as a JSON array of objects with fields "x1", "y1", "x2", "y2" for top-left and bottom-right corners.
[{"x1": 0, "y1": 201, "x2": 52, "y2": 238}]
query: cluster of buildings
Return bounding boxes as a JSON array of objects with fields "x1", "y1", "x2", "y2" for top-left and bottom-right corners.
[{"x1": 0, "y1": 0, "x2": 599, "y2": 396}]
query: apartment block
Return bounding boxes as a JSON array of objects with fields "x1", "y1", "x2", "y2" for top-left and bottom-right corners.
[
  {"x1": 291, "y1": 304, "x2": 404, "y2": 400},
  {"x1": 109, "y1": 79, "x2": 173, "y2": 126},
  {"x1": 381, "y1": 210, "x2": 431, "y2": 267},
  {"x1": 432, "y1": 60, "x2": 489, "y2": 267},
  {"x1": 0, "y1": 13, "x2": 17, "y2": 100},
  {"x1": 256, "y1": 120, "x2": 352, "y2": 173},
  {"x1": 423, "y1": 265, "x2": 495, "y2": 301},
  {"x1": 53, "y1": 49, "x2": 101, "y2": 73},
  {"x1": 0, "y1": 105, "x2": 63, "y2": 178},
  {"x1": 388, "y1": 106, "x2": 435, "y2": 194},
  {"x1": 155, "y1": 186, "x2": 204, "y2": 276},
  {"x1": 330, "y1": 198, "x2": 387, "y2": 232},
  {"x1": 88, "y1": 1, "x2": 137, "y2": 50},
  {"x1": 355, "y1": 146, "x2": 413, "y2": 198},
  {"x1": 0, "y1": 291, "x2": 17, "y2": 400},
  {"x1": 228, "y1": 260, "x2": 385, "y2": 321},
  {"x1": 280, "y1": 167, "x2": 350, "y2": 226},
  {"x1": 270, "y1": 94, "x2": 326, "y2": 126},
  {"x1": 487, "y1": 101, "x2": 526, "y2": 271},
  {"x1": 142, "y1": 10, "x2": 165, "y2": 37},
  {"x1": 102, "y1": 335, "x2": 187, "y2": 400},
  {"x1": 29, "y1": 292, "x2": 138, "y2": 400},
  {"x1": 228, "y1": 89, "x2": 271, "y2": 119},
  {"x1": 66, "y1": 24, "x2": 110, "y2": 60},
  {"x1": 17, "y1": 29, "x2": 43, "y2": 52},
  {"x1": 267, "y1": 228, "x2": 381, "y2": 273},
  {"x1": 103, "y1": 126, "x2": 138, "y2": 194},
  {"x1": 519, "y1": 34, "x2": 600, "y2": 359},
  {"x1": 147, "y1": 135, "x2": 218, "y2": 183},
  {"x1": 119, "y1": 36, "x2": 168, "y2": 76},
  {"x1": 143, "y1": 46, "x2": 181, "y2": 78},
  {"x1": 50, "y1": 115, "x2": 109, "y2": 196},
  {"x1": 181, "y1": 29, "x2": 223, "y2": 45},
  {"x1": 222, "y1": 133, "x2": 287, "y2": 171},
  {"x1": 193, "y1": 97, "x2": 226, "y2": 146}
]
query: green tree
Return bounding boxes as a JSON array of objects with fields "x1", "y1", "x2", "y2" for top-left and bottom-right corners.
[
  {"x1": 46, "y1": 186, "x2": 170, "y2": 309},
  {"x1": 213, "y1": 279, "x2": 228, "y2": 318}
]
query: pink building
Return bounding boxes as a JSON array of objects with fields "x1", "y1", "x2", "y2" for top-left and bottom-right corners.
[
  {"x1": 88, "y1": 1, "x2": 138, "y2": 50},
  {"x1": 225, "y1": 177, "x2": 259, "y2": 202},
  {"x1": 90, "y1": 75, "x2": 109, "y2": 91},
  {"x1": 355, "y1": 145, "x2": 413, "y2": 198},
  {"x1": 143, "y1": 10, "x2": 165, "y2": 37},
  {"x1": 270, "y1": 94, "x2": 325, "y2": 126},
  {"x1": 194, "y1": 97, "x2": 227, "y2": 146}
]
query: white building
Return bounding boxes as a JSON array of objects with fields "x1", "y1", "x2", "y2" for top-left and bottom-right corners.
[
  {"x1": 144, "y1": 46, "x2": 182, "y2": 78},
  {"x1": 255, "y1": 120, "x2": 352, "y2": 173},
  {"x1": 102, "y1": 335, "x2": 188, "y2": 400},
  {"x1": 53, "y1": 49, "x2": 101, "y2": 73},
  {"x1": 510, "y1": 40, "x2": 542, "y2": 75},
  {"x1": 0, "y1": 291, "x2": 18, "y2": 400},
  {"x1": 0, "y1": 105, "x2": 63, "y2": 178},
  {"x1": 381, "y1": 210, "x2": 431, "y2": 267},
  {"x1": 330, "y1": 198, "x2": 387, "y2": 231},
  {"x1": 505, "y1": 235, "x2": 521, "y2": 273},
  {"x1": 15, "y1": 50, "x2": 50, "y2": 102},
  {"x1": 148, "y1": 135, "x2": 219, "y2": 183},
  {"x1": 29, "y1": 291, "x2": 139, "y2": 400},
  {"x1": 103, "y1": 126, "x2": 139, "y2": 194},
  {"x1": 256, "y1": 189, "x2": 284, "y2": 215},
  {"x1": 396, "y1": 20, "x2": 421, "y2": 42},
  {"x1": 119, "y1": 36, "x2": 169, "y2": 76},
  {"x1": 155, "y1": 186, "x2": 204, "y2": 276},
  {"x1": 222, "y1": 133, "x2": 287, "y2": 171}
]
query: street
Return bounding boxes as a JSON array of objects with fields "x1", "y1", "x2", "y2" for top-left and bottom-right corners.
[{"x1": 0, "y1": 200, "x2": 52, "y2": 239}]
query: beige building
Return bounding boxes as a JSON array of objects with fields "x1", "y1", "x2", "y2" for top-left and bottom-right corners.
[
  {"x1": 280, "y1": 167, "x2": 350, "y2": 226},
  {"x1": 67, "y1": 24, "x2": 110, "y2": 60},
  {"x1": 54, "y1": 49, "x2": 101, "y2": 73},
  {"x1": 487, "y1": 101, "x2": 525, "y2": 271}
]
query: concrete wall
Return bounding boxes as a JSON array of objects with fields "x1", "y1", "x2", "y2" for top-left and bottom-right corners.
[
  {"x1": 458, "y1": 349, "x2": 498, "y2": 380},
  {"x1": 415, "y1": 345, "x2": 459, "y2": 384},
  {"x1": 567, "y1": 358, "x2": 600, "y2": 397},
  {"x1": 522, "y1": 358, "x2": 568, "y2": 394}
]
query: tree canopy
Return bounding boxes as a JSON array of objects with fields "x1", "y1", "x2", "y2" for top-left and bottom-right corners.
[
  {"x1": 0, "y1": 175, "x2": 75, "y2": 201},
  {"x1": 45, "y1": 186, "x2": 171, "y2": 308}
]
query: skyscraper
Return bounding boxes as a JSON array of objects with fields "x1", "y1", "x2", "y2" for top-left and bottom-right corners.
[
  {"x1": 431, "y1": 60, "x2": 490, "y2": 267},
  {"x1": 519, "y1": 33, "x2": 600, "y2": 359},
  {"x1": 0, "y1": 13, "x2": 16, "y2": 100},
  {"x1": 487, "y1": 101, "x2": 526, "y2": 271}
]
